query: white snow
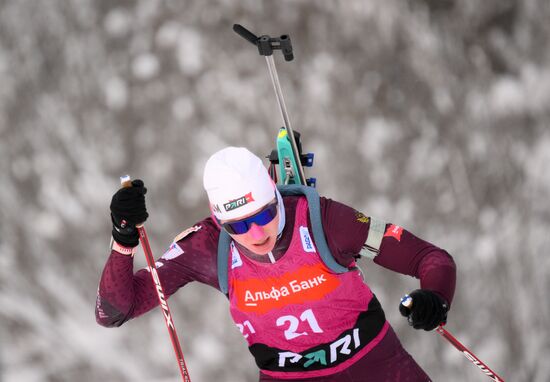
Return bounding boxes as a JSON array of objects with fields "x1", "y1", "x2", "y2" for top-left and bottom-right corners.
[{"x1": 133, "y1": 53, "x2": 160, "y2": 80}]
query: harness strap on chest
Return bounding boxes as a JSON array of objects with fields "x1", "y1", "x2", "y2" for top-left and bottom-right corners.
[
  {"x1": 217, "y1": 185, "x2": 348, "y2": 294},
  {"x1": 217, "y1": 229, "x2": 233, "y2": 294}
]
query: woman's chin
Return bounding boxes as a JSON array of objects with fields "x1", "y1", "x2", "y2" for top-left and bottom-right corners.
[{"x1": 248, "y1": 236, "x2": 275, "y2": 255}]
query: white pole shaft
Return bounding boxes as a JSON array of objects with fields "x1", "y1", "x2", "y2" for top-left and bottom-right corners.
[{"x1": 265, "y1": 55, "x2": 306, "y2": 184}]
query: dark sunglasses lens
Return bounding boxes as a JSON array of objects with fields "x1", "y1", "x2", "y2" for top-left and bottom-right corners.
[
  {"x1": 224, "y1": 203, "x2": 277, "y2": 235},
  {"x1": 224, "y1": 221, "x2": 249, "y2": 235},
  {"x1": 252, "y1": 204, "x2": 278, "y2": 226}
]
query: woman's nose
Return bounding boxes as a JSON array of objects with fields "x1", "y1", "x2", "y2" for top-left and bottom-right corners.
[{"x1": 248, "y1": 223, "x2": 266, "y2": 240}]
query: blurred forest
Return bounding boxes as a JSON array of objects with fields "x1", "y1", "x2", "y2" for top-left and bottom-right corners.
[{"x1": 1, "y1": 0, "x2": 549, "y2": 381}]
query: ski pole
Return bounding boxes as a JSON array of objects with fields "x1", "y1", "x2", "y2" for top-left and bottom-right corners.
[
  {"x1": 120, "y1": 175, "x2": 191, "y2": 382},
  {"x1": 401, "y1": 296, "x2": 504, "y2": 381},
  {"x1": 435, "y1": 325, "x2": 505, "y2": 382},
  {"x1": 233, "y1": 24, "x2": 307, "y2": 185}
]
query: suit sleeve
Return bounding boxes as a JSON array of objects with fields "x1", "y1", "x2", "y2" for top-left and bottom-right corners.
[
  {"x1": 319, "y1": 197, "x2": 456, "y2": 306},
  {"x1": 373, "y1": 226, "x2": 456, "y2": 306},
  {"x1": 95, "y1": 218, "x2": 220, "y2": 327}
]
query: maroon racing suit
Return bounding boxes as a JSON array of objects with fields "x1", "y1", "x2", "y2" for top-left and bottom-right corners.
[{"x1": 96, "y1": 195, "x2": 456, "y2": 381}]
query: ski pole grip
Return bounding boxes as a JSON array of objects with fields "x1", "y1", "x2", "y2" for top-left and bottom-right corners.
[
  {"x1": 119, "y1": 175, "x2": 145, "y2": 229},
  {"x1": 120, "y1": 174, "x2": 132, "y2": 188},
  {"x1": 401, "y1": 295, "x2": 413, "y2": 309},
  {"x1": 233, "y1": 24, "x2": 258, "y2": 45}
]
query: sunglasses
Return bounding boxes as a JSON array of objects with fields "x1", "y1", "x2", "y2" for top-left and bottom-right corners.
[{"x1": 221, "y1": 201, "x2": 278, "y2": 235}]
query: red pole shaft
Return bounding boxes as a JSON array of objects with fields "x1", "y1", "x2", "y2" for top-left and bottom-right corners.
[
  {"x1": 120, "y1": 176, "x2": 191, "y2": 381},
  {"x1": 436, "y1": 325, "x2": 505, "y2": 382},
  {"x1": 401, "y1": 296, "x2": 504, "y2": 381},
  {"x1": 138, "y1": 226, "x2": 192, "y2": 382}
]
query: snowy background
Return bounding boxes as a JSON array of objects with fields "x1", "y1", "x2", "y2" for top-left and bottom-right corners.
[{"x1": 1, "y1": 0, "x2": 549, "y2": 381}]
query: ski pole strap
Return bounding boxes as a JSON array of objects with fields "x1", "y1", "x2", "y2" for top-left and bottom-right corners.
[{"x1": 359, "y1": 218, "x2": 387, "y2": 259}]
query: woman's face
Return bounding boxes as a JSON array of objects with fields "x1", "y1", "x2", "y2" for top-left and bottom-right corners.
[{"x1": 222, "y1": 199, "x2": 279, "y2": 255}]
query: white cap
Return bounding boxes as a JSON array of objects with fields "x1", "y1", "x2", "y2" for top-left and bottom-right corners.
[{"x1": 203, "y1": 147, "x2": 276, "y2": 221}]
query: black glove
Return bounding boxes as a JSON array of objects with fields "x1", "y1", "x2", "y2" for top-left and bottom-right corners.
[
  {"x1": 399, "y1": 289, "x2": 449, "y2": 331},
  {"x1": 110, "y1": 179, "x2": 149, "y2": 247}
]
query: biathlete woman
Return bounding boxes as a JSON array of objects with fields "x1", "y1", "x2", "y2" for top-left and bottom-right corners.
[{"x1": 96, "y1": 146, "x2": 456, "y2": 381}]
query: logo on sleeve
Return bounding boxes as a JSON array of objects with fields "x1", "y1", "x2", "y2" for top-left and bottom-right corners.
[
  {"x1": 161, "y1": 242, "x2": 184, "y2": 260},
  {"x1": 355, "y1": 211, "x2": 370, "y2": 224},
  {"x1": 384, "y1": 224, "x2": 403, "y2": 242},
  {"x1": 299, "y1": 226, "x2": 316, "y2": 253}
]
